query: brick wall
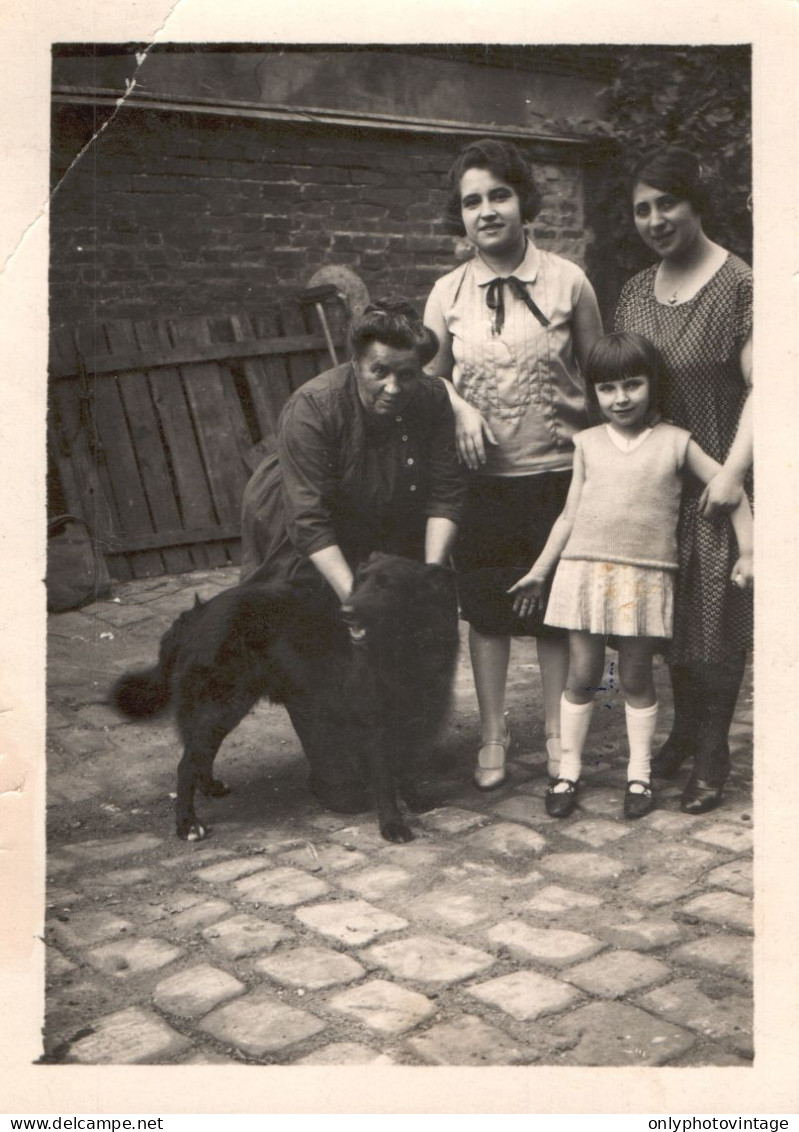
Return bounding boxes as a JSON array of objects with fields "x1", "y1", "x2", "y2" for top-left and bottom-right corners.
[{"x1": 50, "y1": 105, "x2": 594, "y2": 332}]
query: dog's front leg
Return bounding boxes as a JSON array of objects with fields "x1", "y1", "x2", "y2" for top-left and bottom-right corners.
[{"x1": 370, "y1": 731, "x2": 413, "y2": 843}]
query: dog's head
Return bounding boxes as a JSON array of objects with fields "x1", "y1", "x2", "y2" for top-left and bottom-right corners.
[{"x1": 342, "y1": 553, "x2": 456, "y2": 641}]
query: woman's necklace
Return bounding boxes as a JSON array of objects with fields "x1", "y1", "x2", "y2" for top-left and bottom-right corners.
[
  {"x1": 656, "y1": 243, "x2": 727, "y2": 307},
  {"x1": 658, "y1": 266, "x2": 685, "y2": 306}
]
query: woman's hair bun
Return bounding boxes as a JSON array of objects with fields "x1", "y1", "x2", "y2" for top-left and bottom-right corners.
[{"x1": 350, "y1": 299, "x2": 439, "y2": 366}]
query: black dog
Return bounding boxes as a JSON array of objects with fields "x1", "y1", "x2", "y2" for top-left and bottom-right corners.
[{"x1": 111, "y1": 553, "x2": 460, "y2": 843}]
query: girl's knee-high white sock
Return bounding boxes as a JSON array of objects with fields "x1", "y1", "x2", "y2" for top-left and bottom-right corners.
[
  {"x1": 626, "y1": 700, "x2": 658, "y2": 785},
  {"x1": 557, "y1": 695, "x2": 594, "y2": 786}
]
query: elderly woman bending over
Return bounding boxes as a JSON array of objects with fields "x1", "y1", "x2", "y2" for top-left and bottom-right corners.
[{"x1": 240, "y1": 300, "x2": 465, "y2": 810}]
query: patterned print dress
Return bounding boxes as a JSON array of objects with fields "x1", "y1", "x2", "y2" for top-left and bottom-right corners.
[{"x1": 615, "y1": 253, "x2": 753, "y2": 664}]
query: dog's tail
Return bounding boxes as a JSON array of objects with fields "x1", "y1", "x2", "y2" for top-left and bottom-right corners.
[
  {"x1": 112, "y1": 670, "x2": 171, "y2": 718},
  {"x1": 111, "y1": 595, "x2": 200, "y2": 718}
]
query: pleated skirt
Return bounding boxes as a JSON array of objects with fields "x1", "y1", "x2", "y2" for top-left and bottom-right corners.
[{"x1": 544, "y1": 559, "x2": 674, "y2": 638}]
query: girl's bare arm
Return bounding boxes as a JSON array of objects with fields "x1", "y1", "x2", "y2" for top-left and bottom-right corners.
[{"x1": 507, "y1": 450, "x2": 586, "y2": 610}]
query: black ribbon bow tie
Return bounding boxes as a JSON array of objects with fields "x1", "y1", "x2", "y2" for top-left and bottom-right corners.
[{"x1": 485, "y1": 275, "x2": 550, "y2": 335}]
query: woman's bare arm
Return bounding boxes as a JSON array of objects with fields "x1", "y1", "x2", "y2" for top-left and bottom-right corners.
[
  {"x1": 308, "y1": 545, "x2": 354, "y2": 604},
  {"x1": 698, "y1": 331, "x2": 753, "y2": 518},
  {"x1": 423, "y1": 289, "x2": 497, "y2": 470}
]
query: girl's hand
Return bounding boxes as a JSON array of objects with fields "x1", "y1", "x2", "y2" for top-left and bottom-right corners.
[
  {"x1": 453, "y1": 400, "x2": 498, "y2": 470},
  {"x1": 507, "y1": 568, "x2": 549, "y2": 617},
  {"x1": 731, "y1": 554, "x2": 754, "y2": 591},
  {"x1": 698, "y1": 469, "x2": 745, "y2": 519}
]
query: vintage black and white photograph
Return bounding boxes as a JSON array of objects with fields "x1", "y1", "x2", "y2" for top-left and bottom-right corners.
[
  {"x1": 42, "y1": 41, "x2": 758, "y2": 1068},
  {"x1": 1, "y1": 0, "x2": 796, "y2": 1116}
]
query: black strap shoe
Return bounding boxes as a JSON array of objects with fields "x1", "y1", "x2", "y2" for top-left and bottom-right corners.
[
  {"x1": 624, "y1": 780, "x2": 655, "y2": 819},
  {"x1": 680, "y1": 776, "x2": 724, "y2": 815},
  {"x1": 545, "y1": 778, "x2": 579, "y2": 818}
]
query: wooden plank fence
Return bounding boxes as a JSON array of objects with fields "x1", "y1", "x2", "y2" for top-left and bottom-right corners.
[{"x1": 48, "y1": 298, "x2": 346, "y2": 581}]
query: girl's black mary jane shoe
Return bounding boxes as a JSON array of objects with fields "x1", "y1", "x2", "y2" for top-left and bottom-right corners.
[
  {"x1": 545, "y1": 778, "x2": 579, "y2": 818},
  {"x1": 624, "y1": 780, "x2": 655, "y2": 819}
]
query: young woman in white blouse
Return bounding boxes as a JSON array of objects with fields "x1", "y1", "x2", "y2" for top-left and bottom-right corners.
[{"x1": 424, "y1": 139, "x2": 603, "y2": 790}]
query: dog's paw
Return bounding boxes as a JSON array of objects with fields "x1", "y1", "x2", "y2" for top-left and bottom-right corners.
[
  {"x1": 176, "y1": 819, "x2": 210, "y2": 841},
  {"x1": 202, "y1": 778, "x2": 231, "y2": 798},
  {"x1": 380, "y1": 818, "x2": 414, "y2": 843}
]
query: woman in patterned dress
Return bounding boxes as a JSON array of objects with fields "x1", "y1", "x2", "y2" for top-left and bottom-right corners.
[{"x1": 615, "y1": 146, "x2": 753, "y2": 814}]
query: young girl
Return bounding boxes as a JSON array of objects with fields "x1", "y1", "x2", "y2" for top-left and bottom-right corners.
[{"x1": 508, "y1": 332, "x2": 753, "y2": 819}]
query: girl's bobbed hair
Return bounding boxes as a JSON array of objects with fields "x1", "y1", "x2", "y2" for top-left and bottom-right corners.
[
  {"x1": 584, "y1": 331, "x2": 665, "y2": 425},
  {"x1": 443, "y1": 138, "x2": 542, "y2": 236},
  {"x1": 348, "y1": 300, "x2": 439, "y2": 368},
  {"x1": 631, "y1": 145, "x2": 712, "y2": 216}
]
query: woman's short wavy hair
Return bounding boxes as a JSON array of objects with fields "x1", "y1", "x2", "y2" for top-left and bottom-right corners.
[
  {"x1": 348, "y1": 300, "x2": 439, "y2": 367},
  {"x1": 443, "y1": 138, "x2": 542, "y2": 236},
  {"x1": 631, "y1": 146, "x2": 713, "y2": 216},
  {"x1": 584, "y1": 331, "x2": 665, "y2": 426}
]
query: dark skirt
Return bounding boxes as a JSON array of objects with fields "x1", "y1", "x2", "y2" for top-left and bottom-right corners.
[{"x1": 455, "y1": 471, "x2": 571, "y2": 637}]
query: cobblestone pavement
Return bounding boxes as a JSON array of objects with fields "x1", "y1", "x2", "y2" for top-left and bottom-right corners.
[{"x1": 44, "y1": 566, "x2": 754, "y2": 1067}]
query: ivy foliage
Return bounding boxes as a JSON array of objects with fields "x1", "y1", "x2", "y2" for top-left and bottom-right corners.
[{"x1": 544, "y1": 46, "x2": 752, "y2": 313}]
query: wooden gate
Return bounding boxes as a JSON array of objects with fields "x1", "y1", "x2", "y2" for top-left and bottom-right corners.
[{"x1": 48, "y1": 300, "x2": 346, "y2": 581}]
